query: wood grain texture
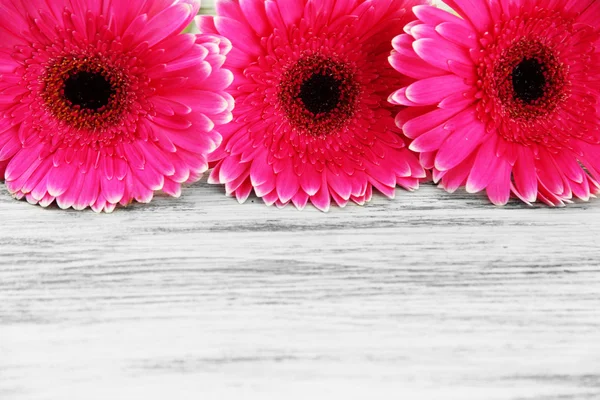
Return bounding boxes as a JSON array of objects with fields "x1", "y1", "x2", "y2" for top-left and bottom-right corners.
[
  {"x1": 1, "y1": 180, "x2": 599, "y2": 400},
  {"x1": 2, "y1": 2, "x2": 599, "y2": 399}
]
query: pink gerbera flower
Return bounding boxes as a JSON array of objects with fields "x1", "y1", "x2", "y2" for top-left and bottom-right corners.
[
  {"x1": 197, "y1": 0, "x2": 426, "y2": 211},
  {"x1": 390, "y1": 0, "x2": 600, "y2": 206},
  {"x1": 0, "y1": 0, "x2": 233, "y2": 212}
]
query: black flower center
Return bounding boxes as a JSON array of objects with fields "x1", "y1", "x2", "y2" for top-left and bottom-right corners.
[
  {"x1": 512, "y1": 58, "x2": 546, "y2": 103},
  {"x1": 299, "y1": 73, "x2": 342, "y2": 115},
  {"x1": 64, "y1": 71, "x2": 114, "y2": 111},
  {"x1": 278, "y1": 55, "x2": 359, "y2": 136}
]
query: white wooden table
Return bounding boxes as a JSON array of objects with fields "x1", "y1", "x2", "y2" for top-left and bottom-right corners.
[
  {"x1": 1, "y1": 179, "x2": 599, "y2": 400},
  {"x1": 2, "y1": 2, "x2": 599, "y2": 398}
]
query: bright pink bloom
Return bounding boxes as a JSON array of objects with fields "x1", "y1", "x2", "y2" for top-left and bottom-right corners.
[
  {"x1": 0, "y1": 0, "x2": 233, "y2": 212},
  {"x1": 197, "y1": 0, "x2": 426, "y2": 211},
  {"x1": 390, "y1": 0, "x2": 600, "y2": 206}
]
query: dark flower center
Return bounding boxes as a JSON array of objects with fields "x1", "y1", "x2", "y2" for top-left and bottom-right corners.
[
  {"x1": 41, "y1": 55, "x2": 137, "y2": 138},
  {"x1": 278, "y1": 55, "x2": 360, "y2": 136},
  {"x1": 299, "y1": 73, "x2": 342, "y2": 115},
  {"x1": 487, "y1": 39, "x2": 568, "y2": 130},
  {"x1": 64, "y1": 71, "x2": 114, "y2": 111},
  {"x1": 512, "y1": 58, "x2": 546, "y2": 103}
]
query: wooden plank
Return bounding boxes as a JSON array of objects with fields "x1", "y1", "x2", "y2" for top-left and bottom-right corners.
[
  {"x1": 1, "y1": 181, "x2": 599, "y2": 399},
  {"x1": 2, "y1": 2, "x2": 599, "y2": 399}
]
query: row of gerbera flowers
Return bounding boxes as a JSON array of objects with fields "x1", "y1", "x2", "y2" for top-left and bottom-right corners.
[{"x1": 0, "y1": 0, "x2": 598, "y2": 212}]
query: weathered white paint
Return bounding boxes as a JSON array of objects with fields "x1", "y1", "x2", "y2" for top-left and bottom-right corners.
[
  {"x1": 1, "y1": 180, "x2": 599, "y2": 400},
  {"x1": 2, "y1": 2, "x2": 599, "y2": 399}
]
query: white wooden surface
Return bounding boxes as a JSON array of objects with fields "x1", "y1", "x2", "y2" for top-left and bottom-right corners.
[
  {"x1": 2, "y1": 2, "x2": 600, "y2": 398},
  {"x1": 1, "y1": 179, "x2": 599, "y2": 400}
]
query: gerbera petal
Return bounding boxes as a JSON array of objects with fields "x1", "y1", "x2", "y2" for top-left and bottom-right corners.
[
  {"x1": 138, "y1": 3, "x2": 196, "y2": 47},
  {"x1": 580, "y1": 0, "x2": 600, "y2": 25},
  {"x1": 56, "y1": 170, "x2": 86, "y2": 210},
  {"x1": 512, "y1": 146, "x2": 538, "y2": 203},
  {"x1": 72, "y1": 169, "x2": 99, "y2": 210},
  {"x1": 276, "y1": 166, "x2": 300, "y2": 203},
  {"x1": 435, "y1": 22, "x2": 478, "y2": 49},
  {"x1": 405, "y1": 74, "x2": 471, "y2": 105},
  {"x1": 4, "y1": 142, "x2": 45, "y2": 182},
  {"x1": 413, "y1": 38, "x2": 472, "y2": 72},
  {"x1": 310, "y1": 183, "x2": 331, "y2": 212},
  {"x1": 220, "y1": 155, "x2": 249, "y2": 183},
  {"x1": 403, "y1": 106, "x2": 464, "y2": 139},
  {"x1": 299, "y1": 166, "x2": 322, "y2": 196},
  {"x1": 438, "y1": 154, "x2": 475, "y2": 191},
  {"x1": 569, "y1": 174, "x2": 593, "y2": 202},
  {"x1": 161, "y1": 177, "x2": 182, "y2": 198},
  {"x1": 435, "y1": 115, "x2": 487, "y2": 171},
  {"x1": 291, "y1": 190, "x2": 309, "y2": 210},
  {"x1": 412, "y1": 4, "x2": 465, "y2": 26},
  {"x1": 101, "y1": 174, "x2": 126, "y2": 204},
  {"x1": 536, "y1": 150, "x2": 565, "y2": 196},
  {"x1": 47, "y1": 164, "x2": 78, "y2": 197},
  {"x1": 328, "y1": 170, "x2": 353, "y2": 200},
  {"x1": 214, "y1": 16, "x2": 262, "y2": 56},
  {"x1": 443, "y1": 0, "x2": 492, "y2": 32},
  {"x1": 233, "y1": 180, "x2": 254, "y2": 203},
  {"x1": 465, "y1": 135, "x2": 502, "y2": 193},
  {"x1": 486, "y1": 159, "x2": 512, "y2": 206},
  {"x1": 239, "y1": 0, "x2": 270, "y2": 36}
]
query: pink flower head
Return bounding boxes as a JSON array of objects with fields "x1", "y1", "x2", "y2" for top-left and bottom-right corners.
[
  {"x1": 197, "y1": 0, "x2": 426, "y2": 211},
  {"x1": 0, "y1": 0, "x2": 233, "y2": 212},
  {"x1": 390, "y1": 0, "x2": 600, "y2": 206}
]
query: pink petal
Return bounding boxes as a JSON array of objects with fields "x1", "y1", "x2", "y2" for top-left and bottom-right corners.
[
  {"x1": 74, "y1": 169, "x2": 100, "y2": 210},
  {"x1": 439, "y1": 154, "x2": 475, "y2": 192},
  {"x1": 5, "y1": 143, "x2": 45, "y2": 182},
  {"x1": 138, "y1": 3, "x2": 196, "y2": 47},
  {"x1": 310, "y1": 184, "x2": 331, "y2": 212},
  {"x1": 249, "y1": 152, "x2": 275, "y2": 187},
  {"x1": 412, "y1": 5, "x2": 465, "y2": 26},
  {"x1": 299, "y1": 165, "x2": 322, "y2": 196},
  {"x1": 435, "y1": 116, "x2": 487, "y2": 172},
  {"x1": 512, "y1": 146, "x2": 538, "y2": 203},
  {"x1": 220, "y1": 155, "x2": 249, "y2": 183},
  {"x1": 443, "y1": 0, "x2": 492, "y2": 33},
  {"x1": 413, "y1": 38, "x2": 472, "y2": 72},
  {"x1": 327, "y1": 169, "x2": 352, "y2": 200},
  {"x1": 161, "y1": 177, "x2": 182, "y2": 198},
  {"x1": 486, "y1": 159, "x2": 512, "y2": 206},
  {"x1": 536, "y1": 150, "x2": 565, "y2": 196},
  {"x1": 405, "y1": 74, "x2": 470, "y2": 105},
  {"x1": 435, "y1": 22, "x2": 478, "y2": 50},
  {"x1": 234, "y1": 179, "x2": 253, "y2": 203},
  {"x1": 403, "y1": 106, "x2": 464, "y2": 139},
  {"x1": 101, "y1": 175, "x2": 126, "y2": 204},
  {"x1": 47, "y1": 164, "x2": 78, "y2": 197},
  {"x1": 409, "y1": 123, "x2": 451, "y2": 153},
  {"x1": 465, "y1": 135, "x2": 503, "y2": 193},
  {"x1": 275, "y1": 166, "x2": 300, "y2": 203}
]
